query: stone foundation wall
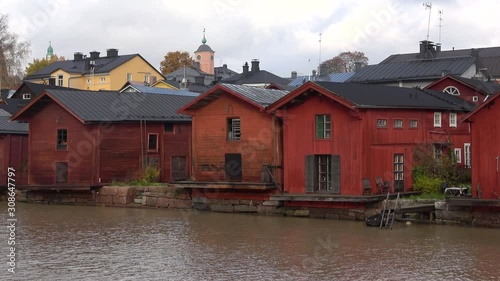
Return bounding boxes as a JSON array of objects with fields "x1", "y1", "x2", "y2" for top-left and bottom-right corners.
[
  {"x1": 141, "y1": 186, "x2": 192, "y2": 209},
  {"x1": 435, "y1": 202, "x2": 500, "y2": 227},
  {"x1": 17, "y1": 190, "x2": 96, "y2": 205}
]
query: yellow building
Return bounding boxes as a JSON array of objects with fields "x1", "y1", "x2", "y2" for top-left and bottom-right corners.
[{"x1": 24, "y1": 49, "x2": 164, "y2": 91}]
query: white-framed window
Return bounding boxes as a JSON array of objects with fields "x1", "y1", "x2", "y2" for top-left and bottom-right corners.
[
  {"x1": 316, "y1": 114, "x2": 331, "y2": 139},
  {"x1": 127, "y1": 73, "x2": 132, "y2": 81},
  {"x1": 409, "y1": 119, "x2": 418, "y2": 128},
  {"x1": 394, "y1": 119, "x2": 403, "y2": 128},
  {"x1": 377, "y1": 119, "x2": 387, "y2": 128},
  {"x1": 472, "y1": 96, "x2": 479, "y2": 102},
  {"x1": 464, "y1": 143, "x2": 471, "y2": 168},
  {"x1": 22, "y1": 93, "x2": 31, "y2": 100},
  {"x1": 454, "y1": 148, "x2": 462, "y2": 164},
  {"x1": 227, "y1": 118, "x2": 241, "y2": 141},
  {"x1": 86, "y1": 78, "x2": 91, "y2": 84},
  {"x1": 57, "y1": 75, "x2": 63, "y2": 86},
  {"x1": 443, "y1": 86, "x2": 460, "y2": 96},
  {"x1": 449, "y1": 113, "x2": 457, "y2": 127},
  {"x1": 144, "y1": 75, "x2": 149, "y2": 84},
  {"x1": 434, "y1": 112, "x2": 442, "y2": 127},
  {"x1": 99, "y1": 77, "x2": 105, "y2": 82}
]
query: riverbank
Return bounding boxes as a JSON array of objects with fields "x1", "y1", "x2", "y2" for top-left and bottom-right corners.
[{"x1": 8, "y1": 185, "x2": 500, "y2": 228}]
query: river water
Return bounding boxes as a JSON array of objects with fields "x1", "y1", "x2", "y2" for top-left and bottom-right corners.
[{"x1": 1, "y1": 203, "x2": 499, "y2": 281}]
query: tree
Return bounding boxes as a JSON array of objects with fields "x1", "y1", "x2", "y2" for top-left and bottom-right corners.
[
  {"x1": 322, "y1": 51, "x2": 368, "y2": 73},
  {"x1": 25, "y1": 55, "x2": 66, "y2": 77},
  {"x1": 159, "y1": 51, "x2": 194, "y2": 75},
  {"x1": 0, "y1": 14, "x2": 30, "y2": 88}
]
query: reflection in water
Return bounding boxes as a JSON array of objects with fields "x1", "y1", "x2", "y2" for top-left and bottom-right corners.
[{"x1": 0, "y1": 203, "x2": 499, "y2": 281}]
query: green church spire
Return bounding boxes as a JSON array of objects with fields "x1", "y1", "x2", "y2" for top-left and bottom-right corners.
[
  {"x1": 46, "y1": 41, "x2": 54, "y2": 60},
  {"x1": 202, "y1": 28, "x2": 207, "y2": 44}
]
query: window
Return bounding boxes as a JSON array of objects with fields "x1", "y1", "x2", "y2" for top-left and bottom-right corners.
[
  {"x1": 472, "y1": 96, "x2": 479, "y2": 102},
  {"x1": 305, "y1": 154, "x2": 340, "y2": 193},
  {"x1": 464, "y1": 143, "x2": 471, "y2": 168},
  {"x1": 55, "y1": 162, "x2": 68, "y2": 183},
  {"x1": 449, "y1": 113, "x2": 457, "y2": 127},
  {"x1": 86, "y1": 78, "x2": 91, "y2": 84},
  {"x1": 144, "y1": 75, "x2": 149, "y2": 84},
  {"x1": 57, "y1": 75, "x2": 63, "y2": 86},
  {"x1": 433, "y1": 145, "x2": 442, "y2": 160},
  {"x1": 377, "y1": 119, "x2": 387, "y2": 128},
  {"x1": 409, "y1": 119, "x2": 418, "y2": 128},
  {"x1": 148, "y1": 134, "x2": 158, "y2": 151},
  {"x1": 22, "y1": 93, "x2": 31, "y2": 100},
  {"x1": 57, "y1": 129, "x2": 67, "y2": 150},
  {"x1": 315, "y1": 114, "x2": 331, "y2": 138},
  {"x1": 394, "y1": 119, "x2": 403, "y2": 128},
  {"x1": 150, "y1": 76, "x2": 157, "y2": 84},
  {"x1": 227, "y1": 118, "x2": 240, "y2": 141},
  {"x1": 443, "y1": 86, "x2": 460, "y2": 96},
  {"x1": 164, "y1": 123, "x2": 174, "y2": 132},
  {"x1": 454, "y1": 148, "x2": 462, "y2": 164},
  {"x1": 394, "y1": 154, "x2": 404, "y2": 191},
  {"x1": 127, "y1": 73, "x2": 132, "y2": 82},
  {"x1": 100, "y1": 77, "x2": 105, "y2": 82},
  {"x1": 434, "y1": 112, "x2": 442, "y2": 127}
]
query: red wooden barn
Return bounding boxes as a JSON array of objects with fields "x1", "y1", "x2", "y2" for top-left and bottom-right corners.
[
  {"x1": 11, "y1": 90, "x2": 195, "y2": 186},
  {"x1": 266, "y1": 81, "x2": 474, "y2": 196},
  {"x1": 464, "y1": 93, "x2": 500, "y2": 199},
  {"x1": 0, "y1": 109, "x2": 28, "y2": 185},
  {"x1": 178, "y1": 83, "x2": 288, "y2": 183}
]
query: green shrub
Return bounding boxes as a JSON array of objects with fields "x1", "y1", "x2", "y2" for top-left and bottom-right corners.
[
  {"x1": 412, "y1": 174, "x2": 442, "y2": 194},
  {"x1": 142, "y1": 165, "x2": 160, "y2": 183}
]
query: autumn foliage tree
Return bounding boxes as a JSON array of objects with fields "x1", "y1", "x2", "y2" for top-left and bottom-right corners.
[
  {"x1": 0, "y1": 14, "x2": 30, "y2": 88},
  {"x1": 159, "y1": 51, "x2": 194, "y2": 75},
  {"x1": 25, "y1": 55, "x2": 66, "y2": 76},
  {"x1": 322, "y1": 51, "x2": 368, "y2": 73}
]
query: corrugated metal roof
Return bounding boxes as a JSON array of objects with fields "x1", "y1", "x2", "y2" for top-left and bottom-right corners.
[
  {"x1": 219, "y1": 83, "x2": 289, "y2": 107},
  {"x1": 43, "y1": 90, "x2": 195, "y2": 122},
  {"x1": 315, "y1": 82, "x2": 475, "y2": 111},
  {"x1": 348, "y1": 57, "x2": 475, "y2": 83},
  {"x1": 123, "y1": 83, "x2": 199, "y2": 96},
  {"x1": 451, "y1": 76, "x2": 500, "y2": 95},
  {"x1": 222, "y1": 70, "x2": 290, "y2": 85},
  {"x1": 289, "y1": 72, "x2": 355, "y2": 86},
  {"x1": 0, "y1": 111, "x2": 28, "y2": 134}
]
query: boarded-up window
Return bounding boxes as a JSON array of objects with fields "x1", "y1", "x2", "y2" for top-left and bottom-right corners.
[
  {"x1": 57, "y1": 129, "x2": 67, "y2": 150},
  {"x1": 305, "y1": 154, "x2": 340, "y2": 193},
  {"x1": 227, "y1": 118, "x2": 241, "y2": 141},
  {"x1": 171, "y1": 156, "x2": 187, "y2": 181},
  {"x1": 55, "y1": 162, "x2": 68, "y2": 183}
]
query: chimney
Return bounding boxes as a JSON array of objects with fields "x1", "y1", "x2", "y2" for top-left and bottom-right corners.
[
  {"x1": 89, "y1": 51, "x2": 100, "y2": 59},
  {"x1": 106, "y1": 48, "x2": 118, "y2": 57},
  {"x1": 441, "y1": 69, "x2": 451, "y2": 77},
  {"x1": 73, "y1": 52, "x2": 83, "y2": 61},
  {"x1": 419, "y1": 40, "x2": 436, "y2": 59},
  {"x1": 319, "y1": 63, "x2": 328, "y2": 76},
  {"x1": 193, "y1": 61, "x2": 200, "y2": 70},
  {"x1": 436, "y1": 43, "x2": 441, "y2": 52},
  {"x1": 354, "y1": 62, "x2": 363, "y2": 72},
  {"x1": 251, "y1": 59, "x2": 260, "y2": 72},
  {"x1": 194, "y1": 75, "x2": 204, "y2": 85},
  {"x1": 291, "y1": 71, "x2": 297, "y2": 79},
  {"x1": 223, "y1": 64, "x2": 227, "y2": 73},
  {"x1": 48, "y1": 77, "x2": 56, "y2": 86},
  {"x1": 242, "y1": 62, "x2": 249, "y2": 75},
  {"x1": 312, "y1": 70, "x2": 317, "y2": 78}
]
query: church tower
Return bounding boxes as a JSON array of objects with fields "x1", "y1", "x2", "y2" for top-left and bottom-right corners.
[
  {"x1": 194, "y1": 29, "x2": 214, "y2": 75},
  {"x1": 46, "y1": 41, "x2": 54, "y2": 60}
]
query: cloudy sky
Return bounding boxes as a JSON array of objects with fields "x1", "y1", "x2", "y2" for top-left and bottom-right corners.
[{"x1": 2, "y1": 0, "x2": 499, "y2": 77}]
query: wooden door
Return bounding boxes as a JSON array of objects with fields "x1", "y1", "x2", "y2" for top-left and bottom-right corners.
[
  {"x1": 171, "y1": 156, "x2": 187, "y2": 181},
  {"x1": 225, "y1": 153, "x2": 242, "y2": 181},
  {"x1": 55, "y1": 162, "x2": 68, "y2": 183},
  {"x1": 394, "y1": 154, "x2": 404, "y2": 192}
]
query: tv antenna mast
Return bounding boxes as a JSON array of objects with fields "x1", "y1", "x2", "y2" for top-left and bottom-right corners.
[
  {"x1": 438, "y1": 9, "x2": 444, "y2": 44},
  {"x1": 423, "y1": 2, "x2": 432, "y2": 41},
  {"x1": 318, "y1": 33, "x2": 322, "y2": 75}
]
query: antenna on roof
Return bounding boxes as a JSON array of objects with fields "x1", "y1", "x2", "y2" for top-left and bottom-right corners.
[
  {"x1": 438, "y1": 9, "x2": 443, "y2": 44},
  {"x1": 423, "y1": 2, "x2": 432, "y2": 41},
  {"x1": 318, "y1": 33, "x2": 322, "y2": 75}
]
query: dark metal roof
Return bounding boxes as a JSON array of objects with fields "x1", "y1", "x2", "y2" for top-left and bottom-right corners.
[
  {"x1": 120, "y1": 82, "x2": 199, "y2": 96},
  {"x1": 40, "y1": 90, "x2": 195, "y2": 122},
  {"x1": 348, "y1": 57, "x2": 475, "y2": 83},
  {"x1": 25, "y1": 54, "x2": 143, "y2": 80},
  {"x1": 0, "y1": 110, "x2": 28, "y2": 134},
  {"x1": 195, "y1": 44, "x2": 214, "y2": 53},
  {"x1": 0, "y1": 98, "x2": 26, "y2": 115},
  {"x1": 451, "y1": 76, "x2": 500, "y2": 95},
  {"x1": 219, "y1": 83, "x2": 289, "y2": 107},
  {"x1": 13, "y1": 81, "x2": 80, "y2": 98},
  {"x1": 315, "y1": 82, "x2": 475, "y2": 111},
  {"x1": 221, "y1": 70, "x2": 290, "y2": 85}
]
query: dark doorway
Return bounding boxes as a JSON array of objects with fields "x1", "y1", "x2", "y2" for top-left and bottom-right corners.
[
  {"x1": 171, "y1": 156, "x2": 187, "y2": 181},
  {"x1": 55, "y1": 162, "x2": 68, "y2": 183},
  {"x1": 225, "y1": 153, "x2": 242, "y2": 181}
]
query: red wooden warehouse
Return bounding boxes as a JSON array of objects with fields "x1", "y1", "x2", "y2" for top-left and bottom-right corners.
[
  {"x1": 0, "y1": 109, "x2": 28, "y2": 186},
  {"x1": 11, "y1": 90, "x2": 195, "y2": 186},
  {"x1": 266, "y1": 81, "x2": 474, "y2": 197},
  {"x1": 464, "y1": 92, "x2": 500, "y2": 199}
]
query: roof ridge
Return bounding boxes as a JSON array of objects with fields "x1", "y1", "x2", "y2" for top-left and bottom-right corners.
[{"x1": 418, "y1": 88, "x2": 469, "y2": 111}]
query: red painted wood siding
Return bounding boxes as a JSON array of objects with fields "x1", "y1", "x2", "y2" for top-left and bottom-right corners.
[
  {"x1": 163, "y1": 123, "x2": 192, "y2": 181},
  {"x1": 186, "y1": 93, "x2": 280, "y2": 182},
  {"x1": 469, "y1": 102, "x2": 500, "y2": 199},
  {"x1": 427, "y1": 78, "x2": 489, "y2": 105},
  {"x1": 0, "y1": 134, "x2": 28, "y2": 185}
]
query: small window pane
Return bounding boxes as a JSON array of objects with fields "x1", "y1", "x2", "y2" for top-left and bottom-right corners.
[
  {"x1": 377, "y1": 119, "x2": 387, "y2": 128},
  {"x1": 148, "y1": 134, "x2": 158, "y2": 151}
]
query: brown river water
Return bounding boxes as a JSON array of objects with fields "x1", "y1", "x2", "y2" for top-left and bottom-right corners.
[{"x1": 1, "y1": 203, "x2": 499, "y2": 281}]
